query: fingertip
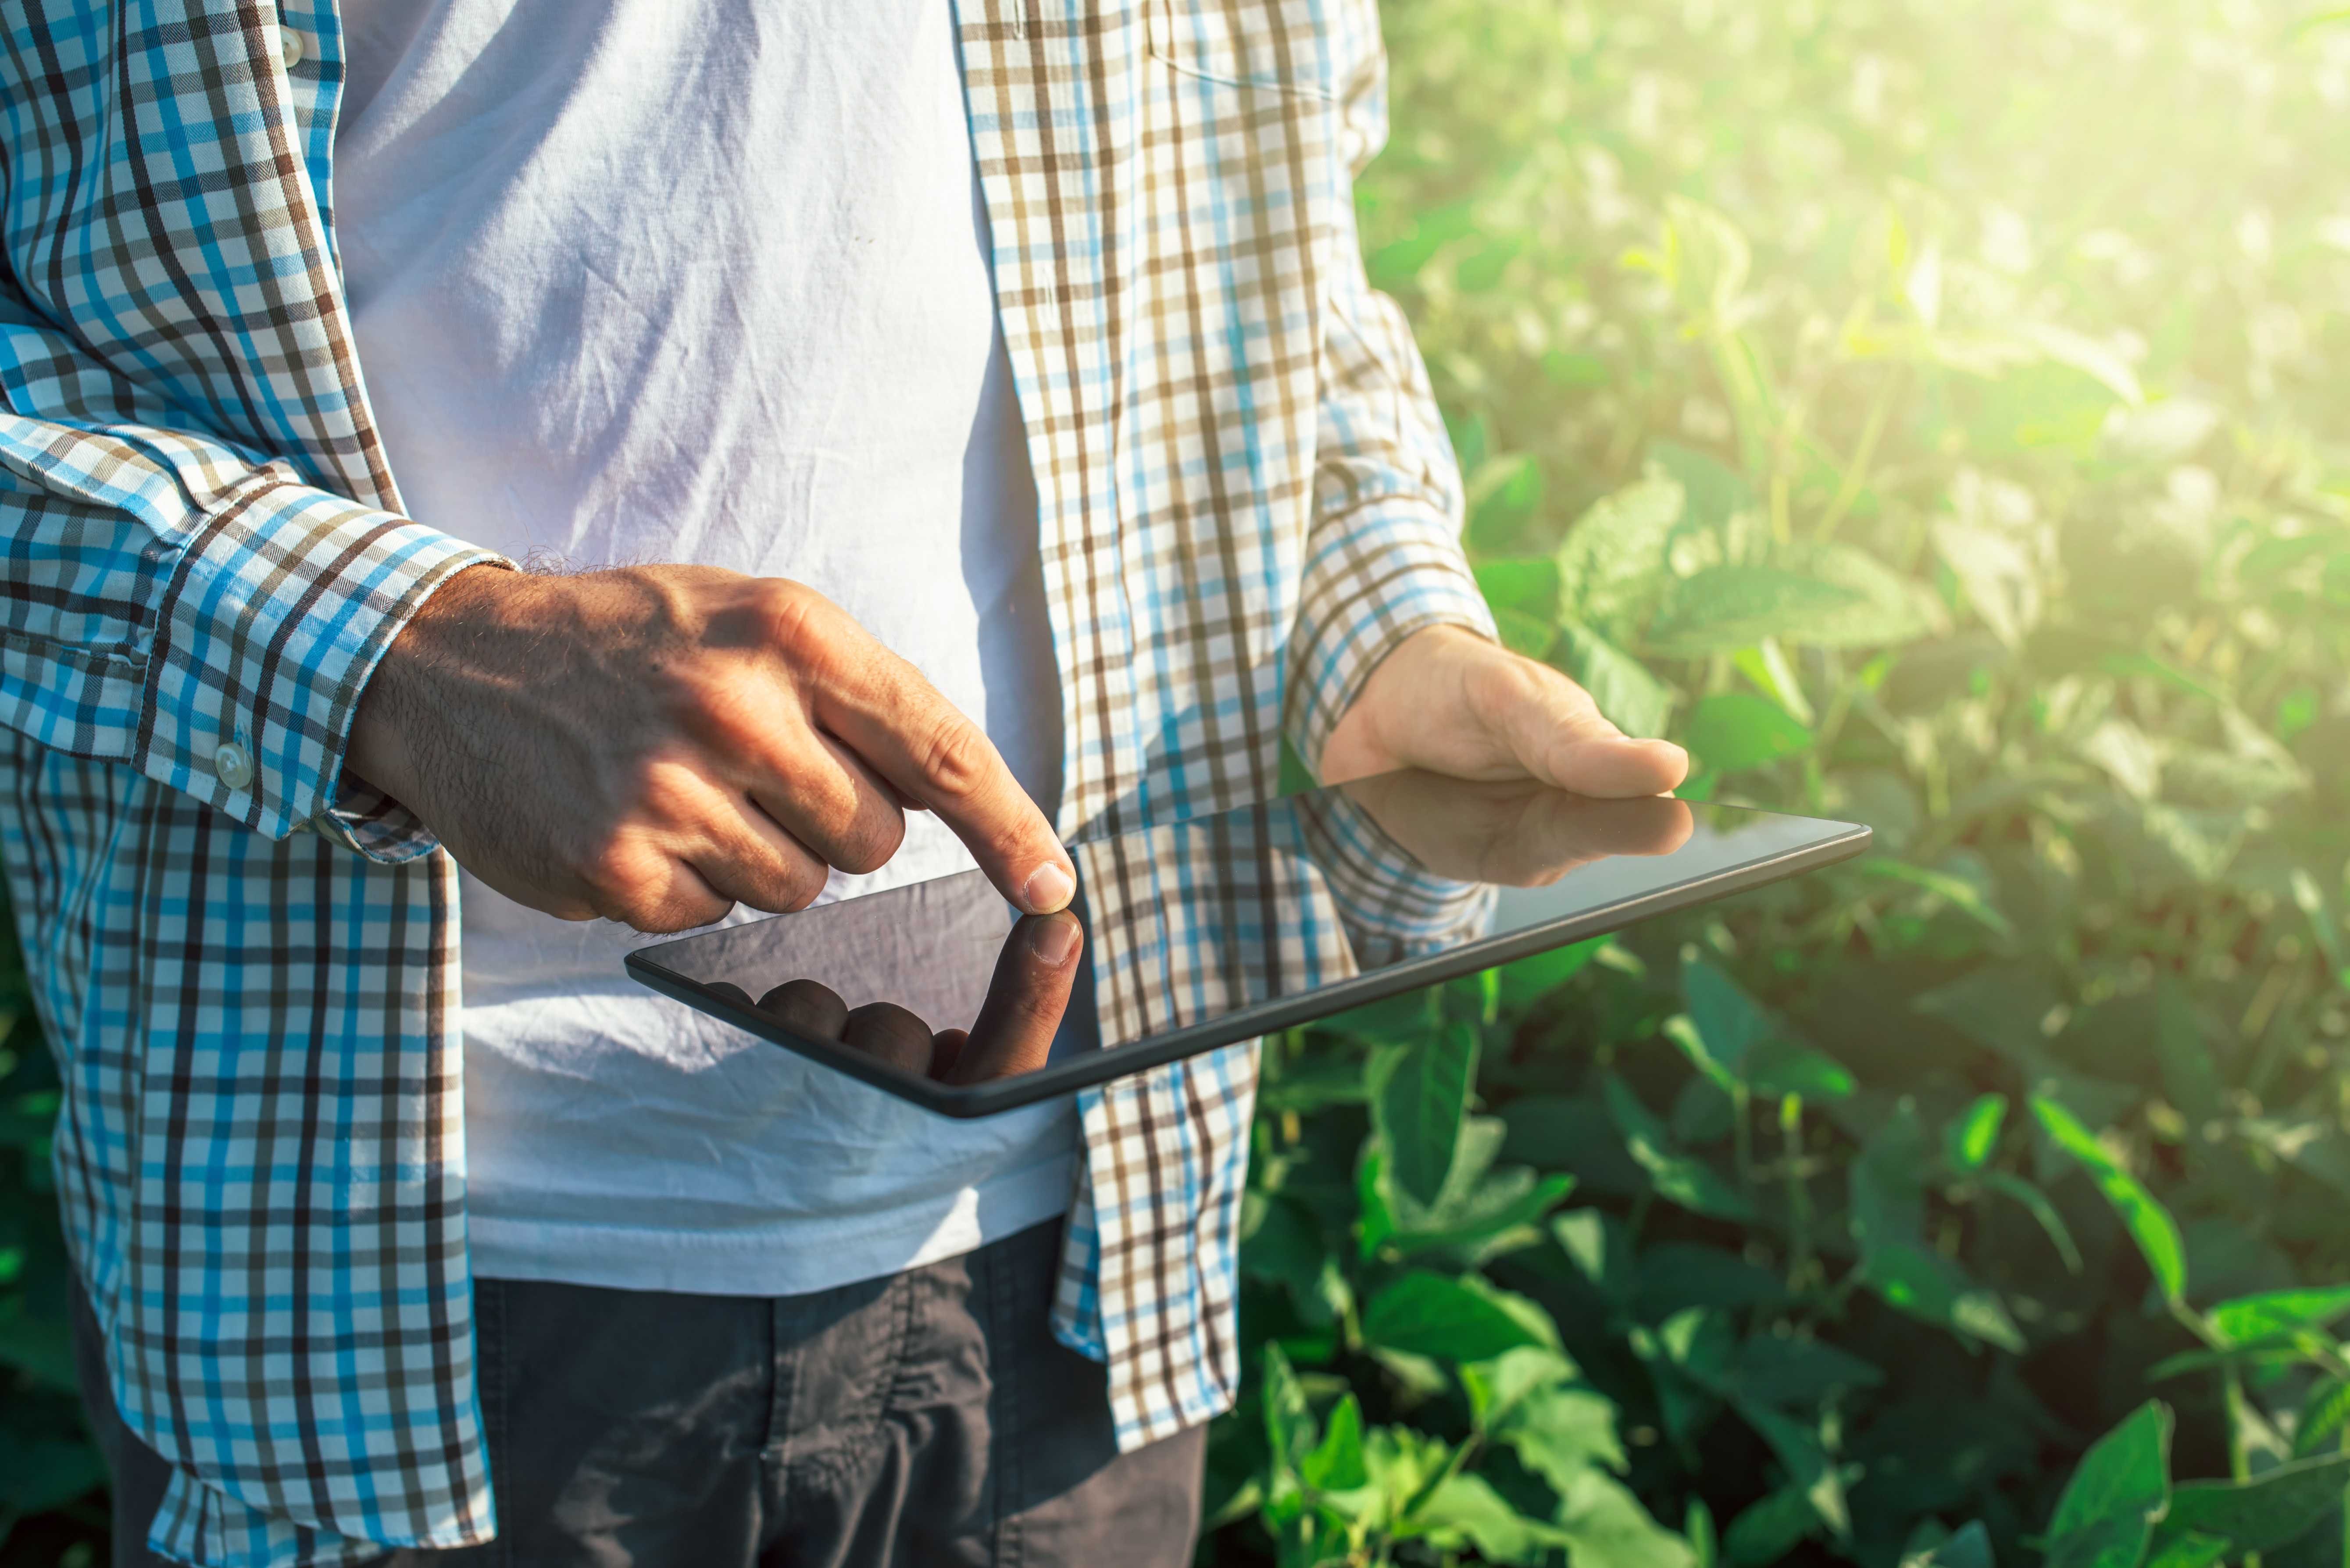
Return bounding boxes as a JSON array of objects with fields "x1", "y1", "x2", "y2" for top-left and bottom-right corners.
[
  {"x1": 1025, "y1": 909, "x2": 1082, "y2": 966},
  {"x1": 1548, "y1": 736, "x2": 1692, "y2": 798},
  {"x1": 1020, "y1": 860, "x2": 1076, "y2": 915},
  {"x1": 1639, "y1": 738, "x2": 1692, "y2": 788}
]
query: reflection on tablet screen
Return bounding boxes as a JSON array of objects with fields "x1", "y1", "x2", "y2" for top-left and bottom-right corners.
[{"x1": 630, "y1": 771, "x2": 1852, "y2": 1092}]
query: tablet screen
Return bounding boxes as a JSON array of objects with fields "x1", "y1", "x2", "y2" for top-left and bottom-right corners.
[{"x1": 625, "y1": 771, "x2": 1868, "y2": 1115}]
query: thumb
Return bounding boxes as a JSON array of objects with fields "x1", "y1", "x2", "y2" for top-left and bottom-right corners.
[{"x1": 1495, "y1": 662, "x2": 1689, "y2": 798}]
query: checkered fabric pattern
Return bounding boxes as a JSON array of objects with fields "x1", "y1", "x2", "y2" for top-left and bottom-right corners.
[{"x1": 0, "y1": 1, "x2": 1492, "y2": 1563}]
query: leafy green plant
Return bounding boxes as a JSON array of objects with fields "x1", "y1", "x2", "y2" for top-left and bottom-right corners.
[
  {"x1": 8, "y1": 0, "x2": 2350, "y2": 1564},
  {"x1": 0, "y1": 902, "x2": 104, "y2": 1565},
  {"x1": 1204, "y1": 0, "x2": 2350, "y2": 1562}
]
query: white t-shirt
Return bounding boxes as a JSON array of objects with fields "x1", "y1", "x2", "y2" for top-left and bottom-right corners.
[{"x1": 333, "y1": 0, "x2": 1079, "y2": 1295}]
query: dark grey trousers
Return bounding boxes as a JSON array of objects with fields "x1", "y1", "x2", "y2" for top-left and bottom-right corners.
[{"x1": 71, "y1": 1219, "x2": 1204, "y2": 1568}]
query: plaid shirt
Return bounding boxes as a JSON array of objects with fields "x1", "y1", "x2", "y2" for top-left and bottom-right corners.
[{"x1": 0, "y1": 1, "x2": 1491, "y2": 1563}]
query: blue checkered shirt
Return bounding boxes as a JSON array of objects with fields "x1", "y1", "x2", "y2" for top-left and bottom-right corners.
[{"x1": 0, "y1": 1, "x2": 1491, "y2": 1562}]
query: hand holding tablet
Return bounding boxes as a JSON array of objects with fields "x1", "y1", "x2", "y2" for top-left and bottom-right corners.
[{"x1": 630, "y1": 770, "x2": 1868, "y2": 1115}]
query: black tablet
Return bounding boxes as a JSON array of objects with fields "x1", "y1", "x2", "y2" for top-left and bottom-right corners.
[{"x1": 625, "y1": 770, "x2": 1869, "y2": 1117}]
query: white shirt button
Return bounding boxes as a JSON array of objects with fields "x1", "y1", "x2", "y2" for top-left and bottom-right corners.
[
  {"x1": 213, "y1": 743, "x2": 255, "y2": 792},
  {"x1": 278, "y1": 25, "x2": 305, "y2": 69}
]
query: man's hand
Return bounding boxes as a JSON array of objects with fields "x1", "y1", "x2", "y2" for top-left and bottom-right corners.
[
  {"x1": 1321, "y1": 624, "x2": 1689, "y2": 796},
  {"x1": 347, "y1": 563, "x2": 1075, "y2": 933}
]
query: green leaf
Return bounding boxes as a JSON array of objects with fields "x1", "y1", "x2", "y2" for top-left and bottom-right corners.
[
  {"x1": 1389, "y1": 1157, "x2": 1575, "y2": 1265},
  {"x1": 1733, "y1": 1399, "x2": 1851, "y2": 1539},
  {"x1": 1727, "y1": 1334, "x2": 1886, "y2": 1408},
  {"x1": 1685, "y1": 691, "x2": 1814, "y2": 774},
  {"x1": 1945, "y1": 1094, "x2": 2009, "y2": 1174},
  {"x1": 1502, "y1": 1381, "x2": 1627, "y2": 1487},
  {"x1": 1903, "y1": 1521, "x2": 1996, "y2": 1568},
  {"x1": 1981, "y1": 1172, "x2": 2086, "y2": 1274},
  {"x1": 2013, "y1": 321, "x2": 2144, "y2": 406},
  {"x1": 1724, "y1": 1484, "x2": 1821, "y2": 1567},
  {"x1": 1603, "y1": 1074, "x2": 1754, "y2": 1220},
  {"x1": 2150, "y1": 1451, "x2": 2350, "y2": 1556},
  {"x1": 1323, "y1": 987, "x2": 1441, "y2": 1045},
  {"x1": 1732, "y1": 640, "x2": 1814, "y2": 725},
  {"x1": 1682, "y1": 958, "x2": 1773, "y2": 1079},
  {"x1": 1556, "y1": 618, "x2": 1676, "y2": 738},
  {"x1": 1856, "y1": 1240, "x2": 2028, "y2": 1354},
  {"x1": 1462, "y1": 1345, "x2": 1578, "y2": 1425},
  {"x1": 2032, "y1": 1097, "x2": 2188, "y2": 1305},
  {"x1": 1652, "y1": 195, "x2": 1754, "y2": 321},
  {"x1": 1647, "y1": 567, "x2": 1869, "y2": 657},
  {"x1": 2143, "y1": 1533, "x2": 2228, "y2": 1568},
  {"x1": 1300, "y1": 1393, "x2": 1368, "y2": 1492},
  {"x1": 1372, "y1": 1023, "x2": 1479, "y2": 1208},
  {"x1": 1243, "y1": 1194, "x2": 1345, "y2": 1327},
  {"x1": 2205, "y1": 1285, "x2": 2350, "y2": 1347},
  {"x1": 1551, "y1": 1210, "x2": 1636, "y2": 1302},
  {"x1": 1361, "y1": 1270, "x2": 1545, "y2": 1362},
  {"x1": 1255, "y1": 1052, "x2": 1369, "y2": 1114},
  {"x1": 1262, "y1": 1341, "x2": 1317, "y2": 1473},
  {"x1": 1497, "y1": 936, "x2": 1607, "y2": 1012},
  {"x1": 1362, "y1": 1422, "x2": 1454, "y2": 1514},
  {"x1": 1468, "y1": 453, "x2": 1546, "y2": 553},
  {"x1": 1413, "y1": 1472, "x2": 1569, "y2": 1564},
  {"x1": 1556, "y1": 476, "x2": 1686, "y2": 632},
  {"x1": 0, "y1": 1431, "x2": 107, "y2": 1515},
  {"x1": 1853, "y1": 858, "x2": 2018, "y2": 940},
  {"x1": 1793, "y1": 543, "x2": 1942, "y2": 648},
  {"x1": 2151, "y1": 980, "x2": 2222, "y2": 1123},
  {"x1": 1492, "y1": 605, "x2": 1557, "y2": 658},
  {"x1": 2296, "y1": 1377, "x2": 2350, "y2": 1458},
  {"x1": 1850, "y1": 1105, "x2": 2026, "y2": 1351},
  {"x1": 1553, "y1": 1470, "x2": 1699, "y2": 1568},
  {"x1": 1745, "y1": 1039, "x2": 1857, "y2": 1101},
  {"x1": 2044, "y1": 1401, "x2": 2173, "y2": 1568},
  {"x1": 1650, "y1": 440, "x2": 1753, "y2": 530},
  {"x1": 1932, "y1": 517, "x2": 2041, "y2": 647},
  {"x1": 1475, "y1": 556, "x2": 1562, "y2": 620},
  {"x1": 2291, "y1": 5, "x2": 2350, "y2": 42}
]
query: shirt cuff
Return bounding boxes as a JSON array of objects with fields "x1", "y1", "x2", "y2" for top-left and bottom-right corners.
[
  {"x1": 1284, "y1": 499, "x2": 1498, "y2": 775},
  {"x1": 137, "y1": 466, "x2": 504, "y2": 860}
]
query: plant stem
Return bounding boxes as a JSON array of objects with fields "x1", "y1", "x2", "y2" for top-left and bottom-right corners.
[
  {"x1": 2222, "y1": 1362, "x2": 2264, "y2": 1568},
  {"x1": 1732, "y1": 1083, "x2": 1756, "y2": 1190},
  {"x1": 1782, "y1": 1093, "x2": 1813, "y2": 1289},
  {"x1": 1816, "y1": 366, "x2": 1902, "y2": 543}
]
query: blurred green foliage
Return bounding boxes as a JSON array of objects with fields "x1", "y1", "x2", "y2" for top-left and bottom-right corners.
[
  {"x1": 1201, "y1": 0, "x2": 2350, "y2": 1563},
  {"x1": 0, "y1": 897, "x2": 102, "y2": 1564},
  {"x1": 8, "y1": 0, "x2": 2350, "y2": 1564}
]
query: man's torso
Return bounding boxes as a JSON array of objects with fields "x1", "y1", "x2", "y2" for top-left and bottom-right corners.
[{"x1": 333, "y1": 0, "x2": 1079, "y2": 1298}]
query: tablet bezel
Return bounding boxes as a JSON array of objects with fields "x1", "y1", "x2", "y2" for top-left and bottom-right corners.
[{"x1": 623, "y1": 799, "x2": 1870, "y2": 1118}]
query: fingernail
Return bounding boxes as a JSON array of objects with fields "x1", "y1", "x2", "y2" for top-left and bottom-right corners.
[
  {"x1": 1027, "y1": 912, "x2": 1081, "y2": 965},
  {"x1": 1022, "y1": 862, "x2": 1075, "y2": 913}
]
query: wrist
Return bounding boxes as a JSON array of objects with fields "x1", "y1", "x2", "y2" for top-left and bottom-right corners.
[
  {"x1": 1322, "y1": 622, "x2": 1493, "y2": 783},
  {"x1": 346, "y1": 562, "x2": 514, "y2": 800}
]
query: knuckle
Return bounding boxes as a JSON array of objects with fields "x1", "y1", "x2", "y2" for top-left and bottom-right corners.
[
  {"x1": 829, "y1": 807, "x2": 905, "y2": 876},
  {"x1": 777, "y1": 859, "x2": 828, "y2": 912},
  {"x1": 628, "y1": 903, "x2": 695, "y2": 935},
  {"x1": 678, "y1": 680, "x2": 761, "y2": 747},
  {"x1": 755, "y1": 580, "x2": 835, "y2": 663},
  {"x1": 911, "y1": 716, "x2": 994, "y2": 801},
  {"x1": 630, "y1": 760, "x2": 705, "y2": 825},
  {"x1": 576, "y1": 837, "x2": 650, "y2": 907}
]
